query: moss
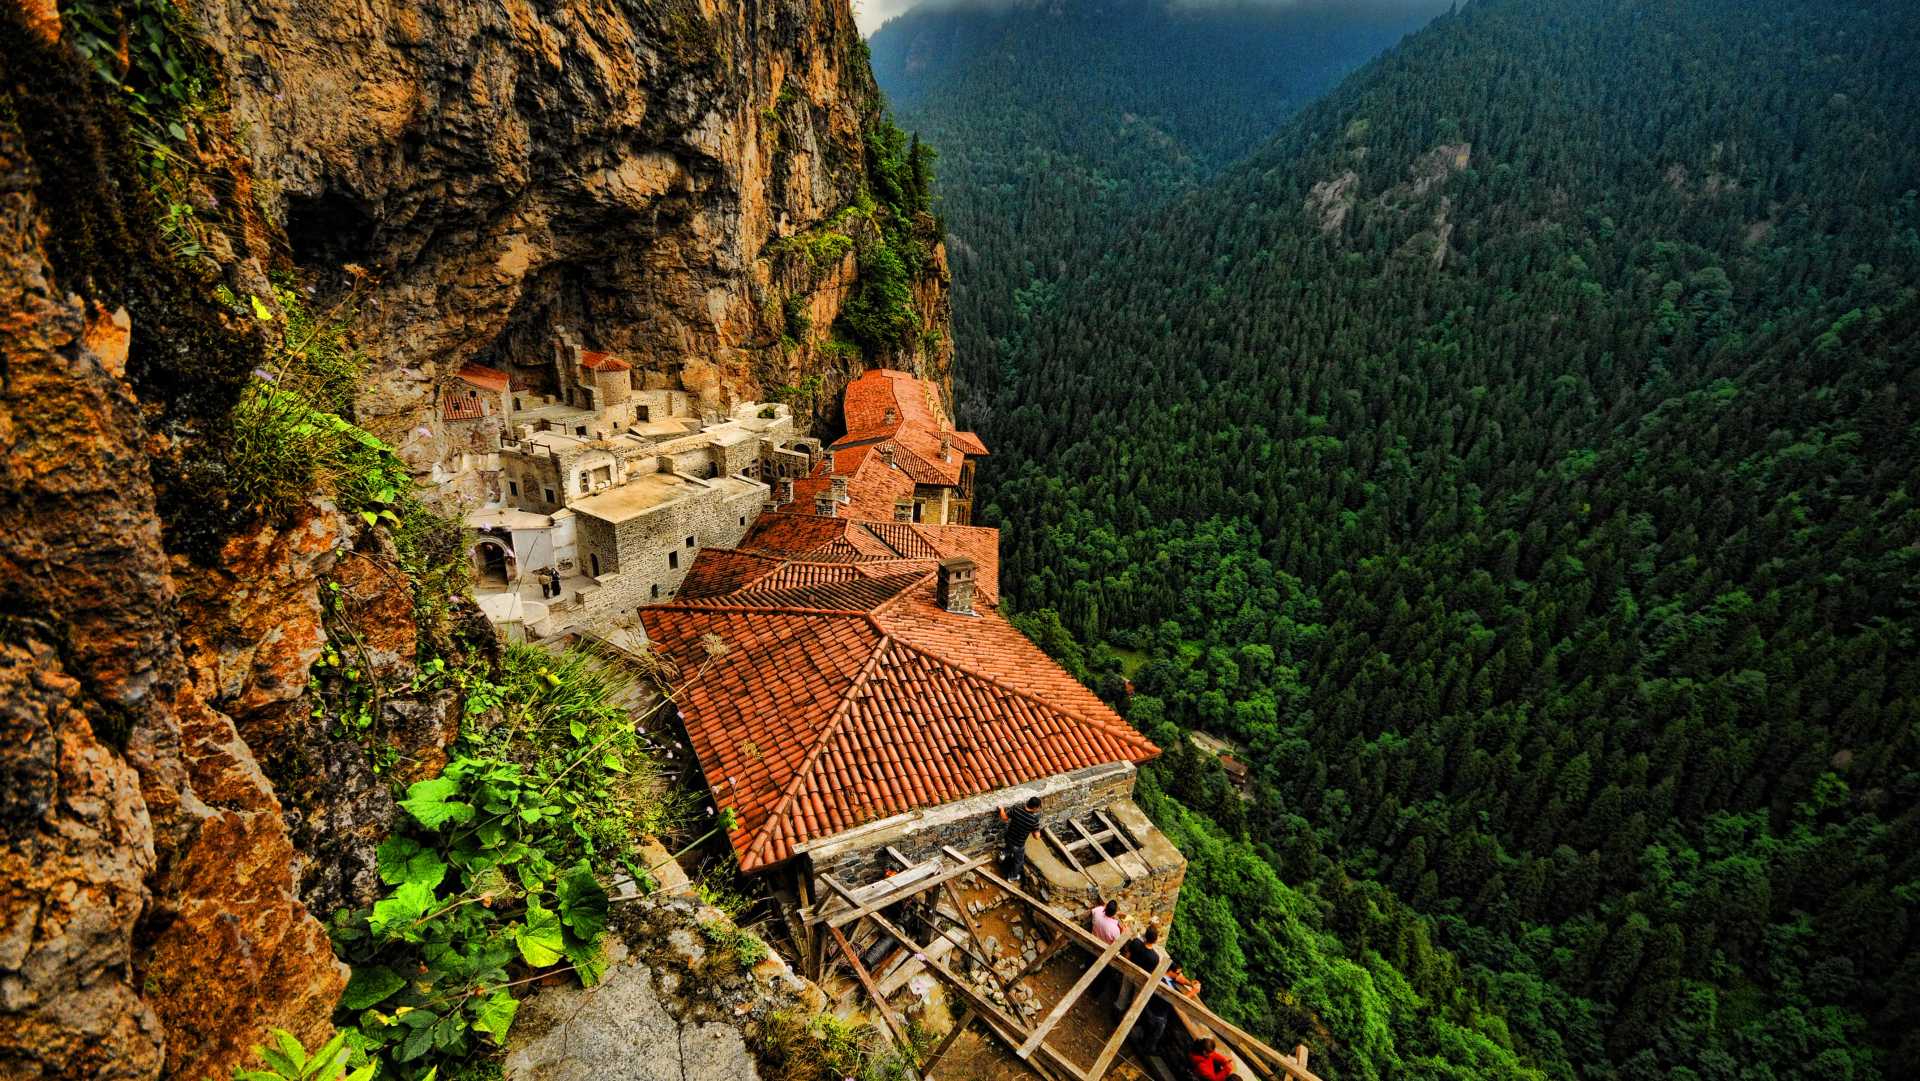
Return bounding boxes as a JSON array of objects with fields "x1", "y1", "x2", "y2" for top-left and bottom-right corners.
[{"x1": 1, "y1": 9, "x2": 261, "y2": 565}]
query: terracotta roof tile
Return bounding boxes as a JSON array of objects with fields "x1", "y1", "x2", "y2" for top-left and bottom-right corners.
[
  {"x1": 456, "y1": 364, "x2": 511, "y2": 392},
  {"x1": 579, "y1": 350, "x2": 631, "y2": 372},
  {"x1": 638, "y1": 567, "x2": 1153, "y2": 871}
]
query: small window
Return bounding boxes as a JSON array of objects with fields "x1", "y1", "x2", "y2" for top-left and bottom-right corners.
[
  {"x1": 467, "y1": 388, "x2": 478, "y2": 398},
  {"x1": 575, "y1": 426, "x2": 587, "y2": 437},
  {"x1": 739, "y1": 516, "x2": 747, "y2": 526},
  {"x1": 685, "y1": 535, "x2": 695, "y2": 548},
  {"x1": 589, "y1": 553, "x2": 600, "y2": 576},
  {"x1": 651, "y1": 584, "x2": 660, "y2": 599},
  {"x1": 513, "y1": 397, "x2": 522, "y2": 410},
  {"x1": 668, "y1": 551, "x2": 679, "y2": 569},
  {"x1": 543, "y1": 488, "x2": 555, "y2": 504},
  {"x1": 509, "y1": 481, "x2": 519, "y2": 497}
]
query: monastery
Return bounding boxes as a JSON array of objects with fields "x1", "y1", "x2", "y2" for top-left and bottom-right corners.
[{"x1": 431, "y1": 356, "x2": 1316, "y2": 1079}]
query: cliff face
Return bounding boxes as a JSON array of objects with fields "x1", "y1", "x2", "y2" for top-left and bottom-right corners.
[
  {"x1": 193, "y1": 0, "x2": 952, "y2": 460},
  {"x1": 0, "y1": 0, "x2": 946, "y2": 1077}
]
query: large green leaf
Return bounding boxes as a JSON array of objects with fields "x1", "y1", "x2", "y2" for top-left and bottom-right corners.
[
  {"x1": 375, "y1": 836, "x2": 446, "y2": 889},
  {"x1": 514, "y1": 899, "x2": 566, "y2": 967},
  {"x1": 398, "y1": 776, "x2": 474, "y2": 830},
  {"x1": 369, "y1": 879, "x2": 437, "y2": 939},
  {"x1": 340, "y1": 964, "x2": 407, "y2": 1010},
  {"x1": 471, "y1": 991, "x2": 519, "y2": 1043},
  {"x1": 556, "y1": 860, "x2": 609, "y2": 943}
]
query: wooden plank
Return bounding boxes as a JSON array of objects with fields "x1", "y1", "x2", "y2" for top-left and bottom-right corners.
[
  {"x1": 1071, "y1": 815, "x2": 1134, "y2": 883},
  {"x1": 1094, "y1": 810, "x2": 1142, "y2": 863},
  {"x1": 964, "y1": 860, "x2": 1318, "y2": 1079},
  {"x1": 1043, "y1": 825, "x2": 1101, "y2": 891},
  {"x1": 1062, "y1": 828, "x2": 1118, "y2": 853},
  {"x1": 1018, "y1": 934, "x2": 1124, "y2": 1059},
  {"x1": 857, "y1": 905, "x2": 1089, "y2": 1081},
  {"x1": 811, "y1": 854, "x2": 987, "y2": 928},
  {"x1": 920, "y1": 1008, "x2": 975, "y2": 1078},
  {"x1": 1084, "y1": 950, "x2": 1173, "y2": 1081},
  {"x1": 826, "y1": 923, "x2": 919, "y2": 1079},
  {"x1": 941, "y1": 878, "x2": 1019, "y2": 1001}
]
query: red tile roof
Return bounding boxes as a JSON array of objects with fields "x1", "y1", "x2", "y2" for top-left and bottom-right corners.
[
  {"x1": 457, "y1": 363, "x2": 512, "y2": 392},
  {"x1": 734, "y1": 515, "x2": 1001, "y2": 604},
  {"x1": 579, "y1": 350, "x2": 631, "y2": 372},
  {"x1": 828, "y1": 370, "x2": 988, "y2": 489},
  {"x1": 640, "y1": 570, "x2": 1156, "y2": 870},
  {"x1": 441, "y1": 394, "x2": 488, "y2": 421}
]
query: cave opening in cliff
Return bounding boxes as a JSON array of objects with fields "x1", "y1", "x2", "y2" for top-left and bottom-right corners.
[{"x1": 284, "y1": 189, "x2": 377, "y2": 269}]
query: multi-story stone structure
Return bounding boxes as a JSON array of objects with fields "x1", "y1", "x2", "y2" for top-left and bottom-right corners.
[
  {"x1": 782, "y1": 368, "x2": 989, "y2": 525},
  {"x1": 431, "y1": 335, "x2": 820, "y2": 636}
]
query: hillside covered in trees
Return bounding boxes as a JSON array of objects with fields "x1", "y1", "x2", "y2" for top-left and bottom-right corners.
[
  {"x1": 936, "y1": 1, "x2": 1920, "y2": 1078},
  {"x1": 867, "y1": 0, "x2": 1445, "y2": 413}
]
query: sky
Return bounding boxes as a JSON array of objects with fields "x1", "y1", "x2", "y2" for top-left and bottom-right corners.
[{"x1": 854, "y1": 0, "x2": 1452, "y2": 37}]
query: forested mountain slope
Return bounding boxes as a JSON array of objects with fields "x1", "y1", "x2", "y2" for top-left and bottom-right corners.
[
  {"x1": 868, "y1": 0, "x2": 1445, "y2": 410},
  {"x1": 971, "y1": 1, "x2": 1920, "y2": 1078}
]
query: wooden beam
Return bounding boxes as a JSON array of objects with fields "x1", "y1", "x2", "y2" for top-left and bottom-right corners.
[
  {"x1": 1084, "y1": 950, "x2": 1172, "y2": 1081},
  {"x1": 857, "y1": 905, "x2": 1088, "y2": 1081},
  {"x1": 1094, "y1": 810, "x2": 1142, "y2": 866},
  {"x1": 1071, "y1": 815, "x2": 1133, "y2": 883},
  {"x1": 965, "y1": 860, "x2": 1317, "y2": 1079},
  {"x1": 810, "y1": 853, "x2": 987, "y2": 928},
  {"x1": 1018, "y1": 934, "x2": 1124, "y2": 1059},
  {"x1": 921, "y1": 1008, "x2": 975, "y2": 1078},
  {"x1": 1061, "y1": 827, "x2": 1118, "y2": 853},
  {"x1": 941, "y1": 878, "x2": 1019, "y2": 1001},
  {"x1": 1043, "y1": 825, "x2": 1101, "y2": 891},
  {"x1": 826, "y1": 923, "x2": 919, "y2": 1079}
]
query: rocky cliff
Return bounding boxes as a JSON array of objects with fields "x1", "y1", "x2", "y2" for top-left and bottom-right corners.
[
  {"x1": 0, "y1": 0, "x2": 946, "y2": 1076},
  {"x1": 194, "y1": 0, "x2": 952, "y2": 461}
]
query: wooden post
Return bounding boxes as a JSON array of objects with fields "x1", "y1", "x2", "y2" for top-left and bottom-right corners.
[
  {"x1": 1044, "y1": 824, "x2": 1102, "y2": 890},
  {"x1": 1084, "y1": 951, "x2": 1173, "y2": 1081},
  {"x1": 1018, "y1": 935, "x2": 1124, "y2": 1059},
  {"x1": 826, "y1": 923, "x2": 919, "y2": 1079},
  {"x1": 962, "y1": 859, "x2": 1319, "y2": 1079},
  {"x1": 941, "y1": 878, "x2": 1020, "y2": 1001}
]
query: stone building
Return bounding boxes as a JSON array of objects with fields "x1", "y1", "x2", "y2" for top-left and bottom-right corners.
[
  {"x1": 782, "y1": 368, "x2": 989, "y2": 525},
  {"x1": 640, "y1": 513, "x2": 1185, "y2": 927},
  {"x1": 430, "y1": 337, "x2": 820, "y2": 636}
]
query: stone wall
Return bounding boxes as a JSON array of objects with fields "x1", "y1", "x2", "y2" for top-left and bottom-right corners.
[
  {"x1": 800, "y1": 763, "x2": 1140, "y2": 887},
  {"x1": 574, "y1": 478, "x2": 767, "y2": 617}
]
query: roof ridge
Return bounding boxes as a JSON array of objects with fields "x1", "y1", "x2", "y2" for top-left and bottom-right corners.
[
  {"x1": 742, "y1": 635, "x2": 896, "y2": 868},
  {"x1": 651, "y1": 602, "x2": 875, "y2": 618},
  {"x1": 879, "y1": 633, "x2": 1157, "y2": 754},
  {"x1": 869, "y1": 570, "x2": 939, "y2": 621}
]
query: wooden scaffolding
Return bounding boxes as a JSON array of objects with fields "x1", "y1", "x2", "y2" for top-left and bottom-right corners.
[{"x1": 799, "y1": 845, "x2": 1326, "y2": 1081}]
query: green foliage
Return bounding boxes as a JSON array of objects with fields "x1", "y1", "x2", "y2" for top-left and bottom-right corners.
[
  {"x1": 329, "y1": 646, "x2": 673, "y2": 1078},
  {"x1": 232, "y1": 1029, "x2": 380, "y2": 1081},
  {"x1": 753, "y1": 1009, "x2": 920, "y2": 1081},
  {"x1": 62, "y1": 0, "x2": 223, "y2": 264},
  {"x1": 925, "y1": 0, "x2": 1920, "y2": 1078}
]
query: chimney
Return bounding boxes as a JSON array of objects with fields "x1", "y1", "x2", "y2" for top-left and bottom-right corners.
[
  {"x1": 940, "y1": 433, "x2": 953, "y2": 462},
  {"x1": 893, "y1": 497, "x2": 914, "y2": 522},
  {"x1": 937, "y1": 557, "x2": 976, "y2": 614},
  {"x1": 826, "y1": 449, "x2": 836, "y2": 473},
  {"x1": 880, "y1": 443, "x2": 895, "y2": 468},
  {"x1": 815, "y1": 492, "x2": 837, "y2": 517},
  {"x1": 830, "y1": 475, "x2": 849, "y2": 501},
  {"x1": 884, "y1": 405, "x2": 898, "y2": 426},
  {"x1": 776, "y1": 477, "x2": 794, "y2": 504}
]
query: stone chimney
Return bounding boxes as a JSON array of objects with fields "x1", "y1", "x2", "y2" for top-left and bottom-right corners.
[
  {"x1": 884, "y1": 405, "x2": 898, "y2": 426},
  {"x1": 937, "y1": 557, "x2": 976, "y2": 615},
  {"x1": 826, "y1": 449, "x2": 836, "y2": 473},
  {"x1": 830, "y1": 475, "x2": 849, "y2": 501},
  {"x1": 893, "y1": 497, "x2": 914, "y2": 522},
  {"x1": 776, "y1": 477, "x2": 794, "y2": 504},
  {"x1": 815, "y1": 492, "x2": 837, "y2": 517},
  {"x1": 940, "y1": 433, "x2": 953, "y2": 462},
  {"x1": 880, "y1": 443, "x2": 895, "y2": 468}
]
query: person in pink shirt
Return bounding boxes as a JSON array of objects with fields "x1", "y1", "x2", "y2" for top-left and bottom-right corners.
[{"x1": 1089, "y1": 898, "x2": 1124, "y2": 944}]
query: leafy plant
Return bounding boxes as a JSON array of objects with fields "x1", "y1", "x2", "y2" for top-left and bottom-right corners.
[{"x1": 232, "y1": 1029, "x2": 379, "y2": 1081}]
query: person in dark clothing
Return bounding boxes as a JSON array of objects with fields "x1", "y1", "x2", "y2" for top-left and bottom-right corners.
[
  {"x1": 1112, "y1": 925, "x2": 1164, "y2": 1009},
  {"x1": 997, "y1": 795, "x2": 1043, "y2": 884},
  {"x1": 547, "y1": 568, "x2": 563, "y2": 598}
]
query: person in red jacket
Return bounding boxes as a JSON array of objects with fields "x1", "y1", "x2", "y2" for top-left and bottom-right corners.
[{"x1": 1188, "y1": 1036, "x2": 1235, "y2": 1081}]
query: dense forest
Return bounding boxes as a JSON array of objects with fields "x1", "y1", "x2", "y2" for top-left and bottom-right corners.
[
  {"x1": 913, "y1": 0, "x2": 1920, "y2": 1079},
  {"x1": 867, "y1": 0, "x2": 1443, "y2": 414}
]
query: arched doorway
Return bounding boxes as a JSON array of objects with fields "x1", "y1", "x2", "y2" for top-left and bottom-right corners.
[{"x1": 473, "y1": 540, "x2": 513, "y2": 586}]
